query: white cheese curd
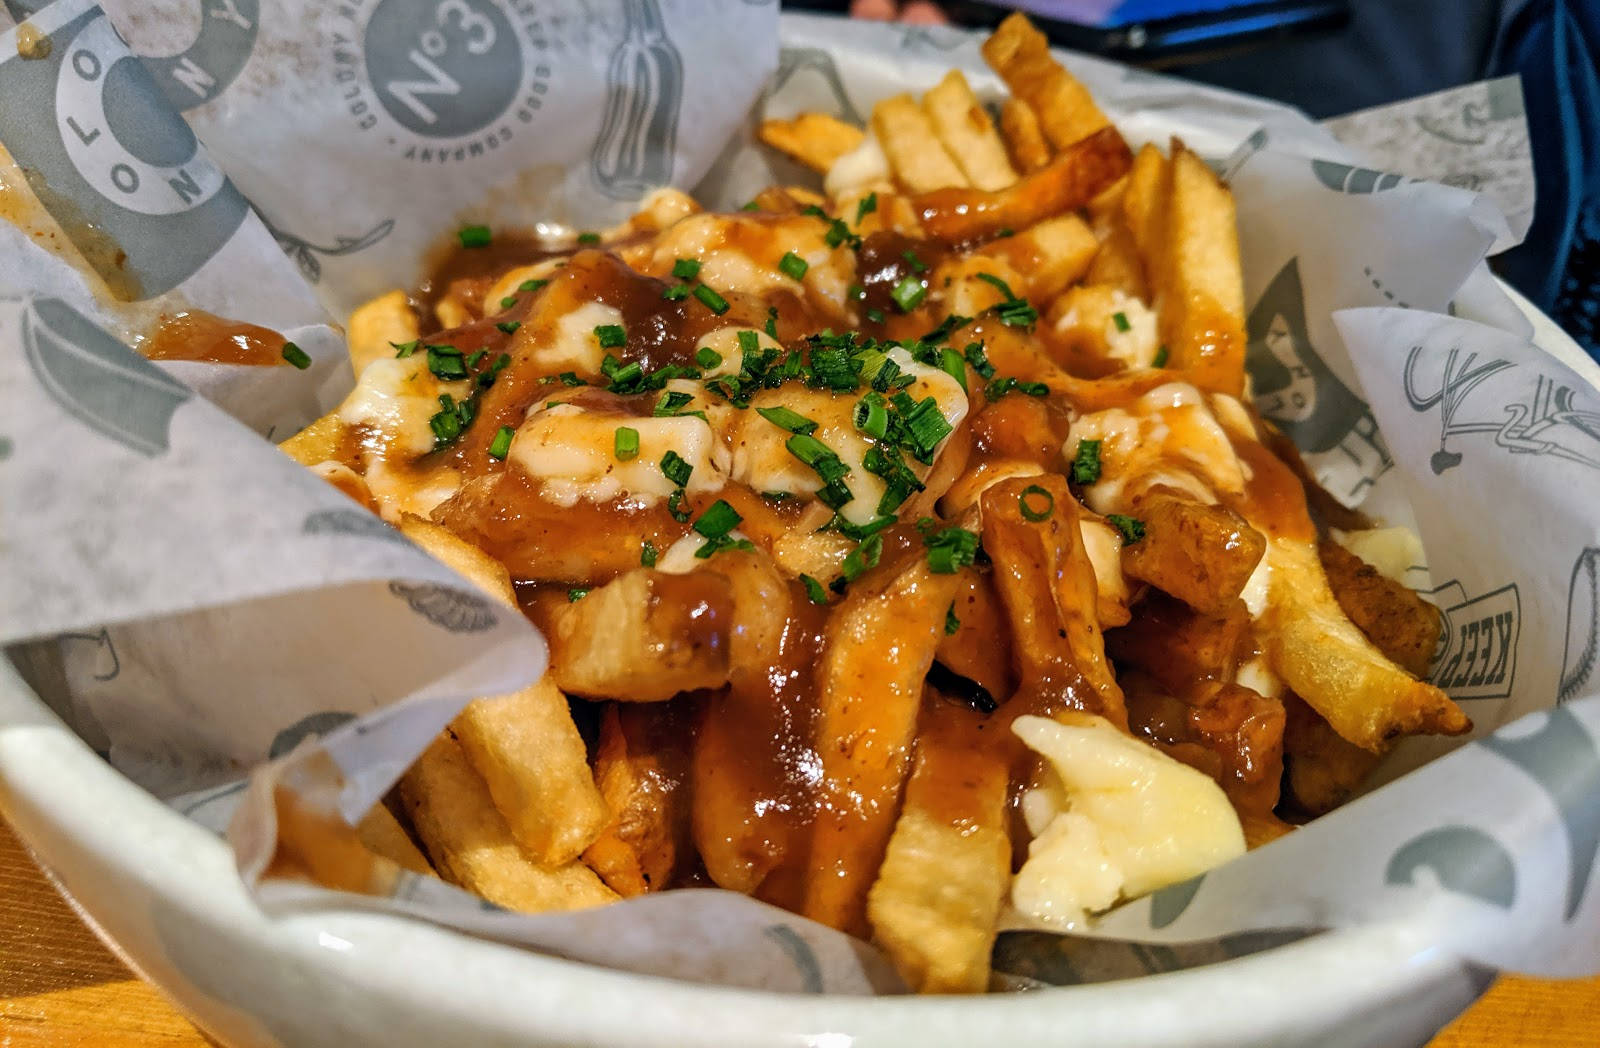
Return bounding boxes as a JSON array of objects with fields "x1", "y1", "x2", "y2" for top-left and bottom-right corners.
[
  {"x1": 1101, "y1": 292, "x2": 1160, "y2": 368},
  {"x1": 339, "y1": 355, "x2": 465, "y2": 458},
  {"x1": 1234, "y1": 655, "x2": 1283, "y2": 699},
  {"x1": 362, "y1": 460, "x2": 461, "y2": 523},
  {"x1": 525, "y1": 301, "x2": 625, "y2": 377},
  {"x1": 1010, "y1": 713, "x2": 1246, "y2": 929},
  {"x1": 1239, "y1": 551, "x2": 1273, "y2": 618},
  {"x1": 693, "y1": 326, "x2": 783, "y2": 379},
  {"x1": 1331, "y1": 525, "x2": 1426, "y2": 584},
  {"x1": 652, "y1": 529, "x2": 753, "y2": 575},
  {"x1": 509, "y1": 403, "x2": 728, "y2": 508},
  {"x1": 824, "y1": 133, "x2": 889, "y2": 198},
  {"x1": 725, "y1": 347, "x2": 968, "y2": 525},
  {"x1": 1078, "y1": 516, "x2": 1130, "y2": 618}
]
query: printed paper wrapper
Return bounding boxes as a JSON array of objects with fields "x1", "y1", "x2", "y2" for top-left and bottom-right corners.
[{"x1": 1, "y1": 0, "x2": 1596, "y2": 998}]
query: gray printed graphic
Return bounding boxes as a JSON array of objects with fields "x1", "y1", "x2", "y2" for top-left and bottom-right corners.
[
  {"x1": 590, "y1": 0, "x2": 682, "y2": 198},
  {"x1": 767, "y1": 47, "x2": 863, "y2": 125},
  {"x1": 0, "y1": 5, "x2": 250, "y2": 298},
  {"x1": 1386, "y1": 826, "x2": 1517, "y2": 909},
  {"x1": 1403, "y1": 346, "x2": 1600, "y2": 475},
  {"x1": 141, "y1": 0, "x2": 260, "y2": 111},
  {"x1": 302, "y1": 507, "x2": 409, "y2": 545},
  {"x1": 1422, "y1": 579, "x2": 1520, "y2": 701},
  {"x1": 1478, "y1": 706, "x2": 1600, "y2": 921},
  {"x1": 0, "y1": 435, "x2": 11, "y2": 461},
  {"x1": 269, "y1": 710, "x2": 357, "y2": 759},
  {"x1": 1311, "y1": 159, "x2": 1412, "y2": 195},
  {"x1": 1147, "y1": 874, "x2": 1205, "y2": 929},
  {"x1": 58, "y1": 627, "x2": 120, "y2": 681},
  {"x1": 22, "y1": 296, "x2": 192, "y2": 456},
  {"x1": 261, "y1": 214, "x2": 394, "y2": 286},
  {"x1": 1245, "y1": 258, "x2": 1392, "y2": 499},
  {"x1": 762, "y1": 924, "x2": 824, "y2": 993},
  {"x1": 364, "y1": 0, "x2": 522, "y2": 138},
  {"x1": 1217, "y1": 128, "x2": 1267, "y2": 182},
  {"x1": 1414, "y1": 77, "x2": 1524, "y2": 147},
  {"x1": 1560, "y1": 549, "x2": 1600, "y2": 706},
  {"x1": 387, "y1": 580, "x2": 497, "y2": 633},
  {"x1": 993, "y1": 927, "x2": 1317, "y2": 986}
]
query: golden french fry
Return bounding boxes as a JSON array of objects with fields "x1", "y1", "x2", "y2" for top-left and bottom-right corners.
[
  {"x1": 1281, "y1": 693, "x2": 1386, "y2": 815},
  {"x1": 982, "y1": 13, "x2": 1110, "y2": 149},
  {"x1": 913, "y1": 125, "x2": 1132, "y2": 243},
  {"x1": 552, "y1": 568, "x2": 734, "y2": 701},
  {"x1": 935, "y1": 567, "x2": 1016, "y2": 701},
  {"x1": 1259, "y1": 535, "x2": 1469, "y2": 752},
  {"x1": 584, "y1": 702, "x2": 698, "y2": 897},
  {"x1": 872, "y1": 93, "x2": 970, "y2": 193},
  {"x1": 1155, "y1": 142, "x2": 1248, "y2": 395},
  {"x1": 922, "y1": 70, "x2": 1018, "y2": 191},
  {"x1": 399, "y1": 516, "x2": 608, "y2": 865},
  {"x1": 979, "y1": 213, "x2": 1098, "y2": 302},
  {"x1": 356, "y1": 802, "x2": 433, "y2": 875},
  {"x1": 999, "y1": 98, "x2": 1052, "y2": 174},
  {"x1": 981, "y1": 475, "x2": 1126, "y2": 727},
  {"x1": 1121, "y1": 144, "x2": 1169, "y2": 259},
  {"x1": 1319, "y1": 539, "x2": 1442, "y2": 678},
  {"x1": 803, "y1": 548, "x2": 963, "y2": 936},
  {"x1": 1085, "y1": 224, "x2": 1148, "y2": 300},
  {"x1": 867, "y1": 696, "x2": 1010, "y2": 994},
  {"x1": 759, "y1": 112, "x2": 866, "y2": 174},
  {"x1": 346, "y1": 289, "x2": 418, "y2": 377},
  {"x1": 397, "y1": 731, "x2": 618, "y2": 913},
  {"x1": 1120, "y1": 492, "x2": 1267, "y2": 614},
  {"x1": 434, "y1": 295, "x2": 472, "y2": 332},
  {"x1": 279, "y1": 411, "x2": 346, "y2": 467}
]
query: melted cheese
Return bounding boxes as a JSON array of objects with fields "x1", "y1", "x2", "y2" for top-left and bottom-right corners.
[
  {"x1": 1011, "y1": 713, "x2": 1246, "y2": 929},
  {"x1": 1331, "y1": 526, "x2": 1425, "y2": 584},
  {"x1": 509, "y1": 402, "x2": 728, "y2": 508},
  {"x1": 824, "y1": 133, "x2": 890, "y2": 198},
  {"x1": 522, "y1": 301, "x2": 625, "y2": 377},
  {"x1": 484, "y1": 260, "x2": 565, "y2": 316},
  {"x1": 694, "y1": 326, "x2": 782, "y2": 379},
  {"x1": 339, "y1": 355, "x2": 465, "y2": 458}
]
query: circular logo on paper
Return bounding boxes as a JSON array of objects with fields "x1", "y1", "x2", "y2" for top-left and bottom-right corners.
[{"x1": 364, "y1": 0, "x2": 521, "y2": 137}]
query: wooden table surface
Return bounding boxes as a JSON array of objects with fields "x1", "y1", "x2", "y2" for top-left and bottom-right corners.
[{"x1": 3, "y1": 817, "x2": 1597, "y2": 1046}]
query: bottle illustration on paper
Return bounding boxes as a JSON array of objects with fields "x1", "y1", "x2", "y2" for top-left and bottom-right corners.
[
  {"x1": 590, "y1": 0, "x2": 683, "y2": 199},
  {"x1": 1245, "y1": 257, "x2": 1392, "y2": 501}
]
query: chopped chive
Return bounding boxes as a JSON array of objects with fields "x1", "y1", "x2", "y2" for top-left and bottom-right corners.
[
  {"x1": 762, "y1": 490, "x2": 791, "y2": 501},
  {"x1": 568, "y1": 587, "x2": 589, "y2": 602},
  {"x1": 853, "y1": 393, "x2": 889, "y2": 440},
  {"x1": 557, "y1": 371, "x2": 586, "y2": 386},
  {"x1": 1107, "y1": 513, "x2": 1146, "y2": 544},
  {"x1": 1112, "y1": 310, "x2": 1131, "y2": 333},
  {"x1": 741, "y1": 199, "x2": 762, "y2": 212},
  {"x1": 1071, "y1": 439, "x2": 1102, "y2": 486},
  {"x1": 902, "y1": 250, "x2": 927, "y2": 274},
  {"x1": 518, "y1": 279, "x2": 548, "y2": 293},
  {"x1": 856, "y1": 192, "x2": 877, "y2": 224},
  {"x1": 391, "y1": 339, "x2": 419, "y2": 358},
  {"x1": 488, "y1": 425, "x2": 515, "y2": 460},
  {"x1": 673, "y1": 257, "x2": 702, "y2": 280},
  {"x1": 426, "y1": 344, "x2": 468, "y2": 381},
  {"x1": 736, "y1": 329, "x2": 760, "y2": 359},
  {"x1": 839, "y1": 533, "x2": 884, "y2": 583},
  {"x1": 667, "y1": 488, "x2": 691, "y2": 522},
  {"x1": 963, "y1": 341, "x2": 995, "y2": 379},
  {"x1": 693, "y1": 284, "x2": 730, "y2": 315},
  {"x1": 695, "y1": 346, "x2": 723, "y2": 369},
  {"x1": 924, "y1": 525, "x2": 979, "y2": 574},
  {"x1": 660, "y1": 450, "x2": 693, "y2": 487},
  {"x1": 281, "y1": 341, "x2": 311, "y2": 369},
  {"x1": 594, "y1": 324, "x2": 626, "y2": 349},
  {"x1": 945, "y1": 604, "x2": 961, "y2": 635},
  {"x1": 577, "y1": 232, "x2": 601, "y2": 245},
  {"x1": 1019, "y1": 380, "x2": 1049, "y2": 397},
  {"x1": 693, "y1": 499, "x2": 742, "y2": 539},
  {"x1": 465, "y1": 349, "x2": 486, "y2": 371},
  {"x1": 765, "y1": 307, "x2": 780, "y2": 339},
  {"x1": 800, "y1": 573, "x2": 829, "y2": 605},
  {"x1": 1152, "y1": 344, "x2": 1170, "y2": 368},
  {"x1": 663, "y1": 283, "x2": 691, "y2": 301},
  {"x1": 778, "y1": 251, "x2": 809, "y2": 281},
  {"x1": 890, "y1": 275, "x2": 926, "y2": 312},
  {"x1": 975, "y1": 272, "x2": 1018, "y2": 300},
  {"x1": 654, "y1": 390, "x2": 698, "y2": 417},
  {"x1": 500, "y1": 295, "x2": 518, "y2": 309},
  {"x1": 903, "y1": 397, "x2": 953, "y2": 460},
  {"x1": 937, "y1": 346, "x2": 967, "y2": 392},
  {"x1": 457, "y1": 224, "x2": 491, "y2": 249},
  {"x1": 496, "y1": 321, "x2": 521, "y2": 334},
  {"x1": 640, "y1": 539, "x2": 659, "y2": 567},
  {"x1": 866, "y1": 307, "x2": 886, "y2": 325},
  {"x1": 614, "y1": 426, "x2": 640, "y2": 460},
  {"x1": 1019, "y1": 484, "x2": 1054, "y2": 521},
  {"x1": 756, "y1": 405, "x2": 818, "y2": 435}
]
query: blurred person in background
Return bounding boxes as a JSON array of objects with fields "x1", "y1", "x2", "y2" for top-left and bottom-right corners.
[{"x1": 816, "y1": 0, "x2": 1600, "y2": 359}]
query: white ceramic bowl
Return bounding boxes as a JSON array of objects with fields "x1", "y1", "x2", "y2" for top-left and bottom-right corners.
[{"x1": 3, "y1": 283, "x2": 1595, "y2": 1048}]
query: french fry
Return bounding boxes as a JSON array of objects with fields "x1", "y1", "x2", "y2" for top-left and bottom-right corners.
[
  {"x1": 551, "y1": 568, "x2": 734, "y2": 701},
  {"x1": 912, "y1": 125, "x2": 1132, "y2": 243},
  {"x1": 399, "y1": 516, "x2": 608, "y2": 865},
  {"x1": 1153, "y1": 142, "x2": 1248, "y2": 395},
  {"x1": 279, "y1": 411, "x2": 346, "y2": 467},
  {"x1": 346, "y1": 289, "x2": 418, "y2": 377},
  {"x1": 803, "y1": 547, "x2": 963, "y2": 935},
  {"x1": 356, "y1": 803, "x2": 432, "y2": 875},
  {"x1": 1281, "y1": 693, "x2": 1385, "y2": 815},
  {"x1": 981, "y1": 475, "x2": 1127, "y2": 727},
  {"x1": 583, "y1": 702, "x2": 698, "y2": 897},
  {"x1": 921, "y1": 70, "x2": 1018, "y2": 191},
  {"x1": 1119, "y1": 492, "x2": 1267, "y2": 614},
  {"x1": 1259, "y1": 535, "x2": 1469, "y2": 751},
  {"x1": 1085, "y1": 224, "x2": 1148, "y2": 300},
  {"x1": 759, "y1": 112, "x2": 866, "y2": 174},
  {"x1": 872, "y1": 93, "x2": 970, "y2": 193},
  {"x1": 1120, "y1": 143, "x2": 1169, "y2": 261},
  {"x1": 1106, "y1": 591, "x2": 1252, "y2": 698},
  {"x1": 982, "y1": 12, "x2": 1110, "y2": 149},
  {"x1": 979, "y1": 213, "x2": 1098, "y2": 301},
  {"x1": 397, "y1": 731, "x2": 617, "y2": 913},
  {"x1": 999, "y1": 98, "x2": 1052, "y2": 174},
  {"x1": 1319, "y1": 539, "x2": 1442, "y2": 678},
  {"x1": 935, "y1": 567, "x2": 1016, "y2": 701},
  {"x1": 867, "y1": 695, "x2": 1011, "y2": 993}
]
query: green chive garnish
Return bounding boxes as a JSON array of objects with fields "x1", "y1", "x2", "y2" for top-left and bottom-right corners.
[
  {"x1": 695, "y1": 346, "x2": 722, "y2": 369},
  {"x1": 594, "y1": 324, "x2": 626, "y2": 349},
  {"x1": 663, "y1": 284, "x2": 691, "y2": 301},
  {"x1": 755, "y1": 405, "x2": 818, "y2": 435},
  {"x1": 1107, "y1": 514, "x2": 1146, "y2": 544},
  {"x1": 800, "y1": 574, "x2": 829, "y2": 605},
  {"x1": 1019, "y1": 484, "x2": 1054, "y2": 521},
  {"x1": 693, "y1": 284, "x2": 730, "y2": 315},
  {"x1": 890, "y1": 275, "x2": 926, "y2": 312},
  {"x1": 457, "y1": 225, "x2": 491, "y2": 249},
  {"x1": 577, "y1": 232, "x2": 601, "y2": 245},
  {"x1": 778, "y1": 251, "x2": 809, "y2": 281},
  {"x1": 281, "y1": 342, "x2": 311, "y2": 369},
  {"x1": 640, "y1": 540, "x2": 659, "y2": 567},
  {"x1": 488, "y1": 425, "x2": 514, "y2": 460},
  {"x1": 660, "y1": 450, "x2": 693, "y2": 487},
  {"x1": 496, "y1": 321, "x2": 521, "y2": 334},
  {"x1": 672, "y1": 258, "x2": 702, "y2": 280},
  {"x1": 693, "y1": 499, "x2": 742, "y2": 539},
  {"x1": 615, "y1": 426, "x2": 640, "y2": 461},
  {"x1": 1112, "y1": 311, "x2": 1131, "y2": 333},
  {"x1": 1072, "y1": 439, "x2": 1102, "y2": 486},
  {"x1": 1152, "y1": 345, "x2": 1170, "y2": 368}
]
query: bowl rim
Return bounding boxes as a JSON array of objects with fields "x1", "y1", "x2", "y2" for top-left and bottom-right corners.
[{"x1": 1, "y1": 278, "x2": 1592, "y2": 1046}]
